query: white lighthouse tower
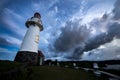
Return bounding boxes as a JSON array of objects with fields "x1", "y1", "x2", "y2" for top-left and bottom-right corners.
[{"x1": 14, "y1": 12, "x2": 43, "y2": 64}]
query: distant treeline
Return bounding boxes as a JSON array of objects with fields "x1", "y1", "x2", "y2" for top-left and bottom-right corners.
[{"x1": 44, "y1": 60, "x2": 120, "y2": 68}]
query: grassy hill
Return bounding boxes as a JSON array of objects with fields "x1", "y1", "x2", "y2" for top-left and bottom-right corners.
[{"x1": 0, "y1": 60, "x2": 106, "y2": 80}]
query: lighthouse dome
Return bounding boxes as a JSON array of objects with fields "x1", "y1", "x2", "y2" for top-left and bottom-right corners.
[{"x1": 34, "y1": 12, "x2": 41, "y2": 19}]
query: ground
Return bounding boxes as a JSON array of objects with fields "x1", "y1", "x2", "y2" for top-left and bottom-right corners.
[{"x1": 0, "y1": 60, "x2": 105, "y2": 80}]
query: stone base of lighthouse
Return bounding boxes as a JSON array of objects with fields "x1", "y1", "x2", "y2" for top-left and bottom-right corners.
[{"x1": 14, "y1": 51, "x2": 37, "y2": 65}]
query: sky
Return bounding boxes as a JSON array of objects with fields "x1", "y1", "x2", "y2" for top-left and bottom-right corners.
[{"x1": 0, "y1": 0, "x2": 120, "y2": 61}]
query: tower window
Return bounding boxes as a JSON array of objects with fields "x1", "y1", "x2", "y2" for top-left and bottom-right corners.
[{"x1": 35, "y1": 35, "x2": 39, "y2": 43}]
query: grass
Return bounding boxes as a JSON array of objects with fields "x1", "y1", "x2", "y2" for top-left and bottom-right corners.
[
  {"x1": 0, "y1": 60, "x2": 106, "y2": 80},
  {"x1": 0, "y1": 60, "x2": 22, "y2": 72},
  {"x1": 30, "y1": 66, "x2": 104, "y2": 80}
]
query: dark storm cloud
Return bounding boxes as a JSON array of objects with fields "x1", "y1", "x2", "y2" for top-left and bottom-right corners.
[
  {"x1": 53, "y1": 13, "x2": 112, "y2": 60},
  {"x1": 113, "y1": 0, "x2": 120, "y2": 20},
  {"x1": 85, "y1": 0, "x2": 120, "y2": 51},
  {"x1": 52, "y1": 0, "x2": 120, "y2": 60},
  {"x1": 52, "y1": 19, "x2": 91, "y2": 60},
  {"x1": 108, "y1": 23, "x2": 120, "y2": 38},
  {"x1": 85, "y1": 33, "x2": 112, "y2": 51},
  {"x1": 54, "y1": 19, "x2": 91, "y2": 52},
  {"x1": 76, "y1": 22, "x2": 120, "y2": 59},
  {"x1": 71, "y1": 45, "x2": 85, "y2": 60}
]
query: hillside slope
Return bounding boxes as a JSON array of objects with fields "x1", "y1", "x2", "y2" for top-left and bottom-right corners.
[{"x1": 0, "y1": 60, "x2": 105, "y2": 80}]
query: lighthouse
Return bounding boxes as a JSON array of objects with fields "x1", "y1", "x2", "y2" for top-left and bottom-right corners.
[{"x1": 14, "y1": 12, "x2": 43, "y2": 64}]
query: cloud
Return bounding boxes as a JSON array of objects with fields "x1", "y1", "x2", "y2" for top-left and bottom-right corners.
[
  {"x1": 84, "y1": 0, "x2": 120, "y2": 51},
  {"x1": 54, "y1": 19, "x2": 91, "y2": 52},
  {"x1": 49, "y1": 0, "x2": 59, "y2": 8},
  {"x1": 82, "y1": 0, "x2": 120, "y2": 60},
  {"x1": 3, "y1": 19, "x2": 25, "y2": 38},
  {"x1": 82, "y1": 38, "x2": 120, "y2": 60},
  {"x1": 0, "y1": 47, "x2": 16, "y2": 60},
  {"x1": 49, "y1": 0, "x2": 120, "y2": 61},
  {"x1": 1, "y1": 8, "x2": 26, "y2": 39},
  {"x1": 108, "y1": 22, "x2": 120, "y2": 38},
  {"x1": 85, "y1": 32, "x2": 112, "y2": 51},
  {"x1": 0, "y1": 34, "x2": 21, "y2": 47},
  {"x1": 49, "y1": 19, "x2": 92, "y2": 60},
  {"x1": 113, "y1": 0, "x2": 120, "y2": 20},
  {"x1": 89, "y1": 15, "x2": 109, "y2": 36},
  {"x1": 0, "y1": 37, "x2": 11, "y2": 46},
  {"x1": 54, "y1": 6, "x2": 58, "y2": 13},
  {"x1": 71, "y1": 0, "x2": 114, "y2": 24},
  {"x1": 3, "y1": 8, "x2": 25, "y2": 21},
  {"x1": 53, "y1": 5, "x2": 111, "y2": 59}
]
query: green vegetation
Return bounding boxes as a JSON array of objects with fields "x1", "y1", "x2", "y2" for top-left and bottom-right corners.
[
  {"x1": 0, "y1": 60, "x2": 22, "y2": 72},
  {"x1": 30, "y1": 66, "x2": 103, "y2": 80},
  {"x1": 0, "y1": 60, "x2": 27, "y2": 80},
  {"x1": 0, "y1": 60, "x2": 105, "y2": 80}
]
